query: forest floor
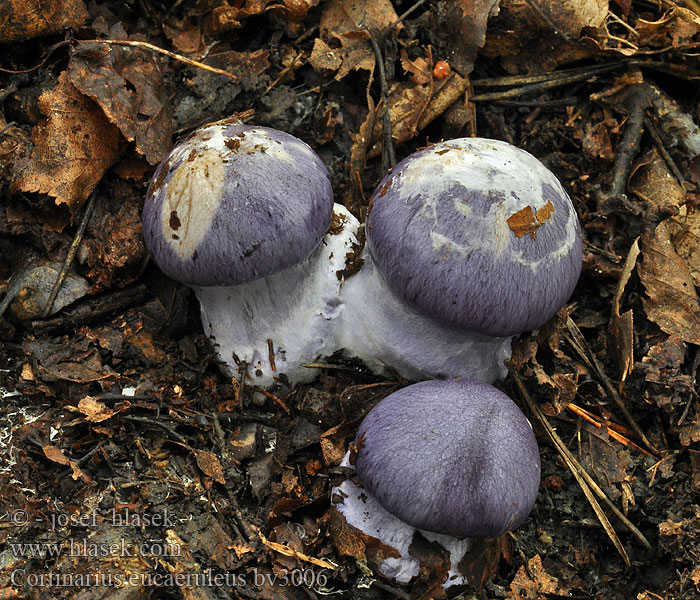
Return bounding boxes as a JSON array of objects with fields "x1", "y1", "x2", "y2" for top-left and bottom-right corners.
[{"x1": 1, "y1": 1, "x2": 700, "y2": 599}]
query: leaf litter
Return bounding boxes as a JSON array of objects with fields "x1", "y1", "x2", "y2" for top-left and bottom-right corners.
[{"x1": 1, "y1": 0, "x2": 700, "y2": 598}]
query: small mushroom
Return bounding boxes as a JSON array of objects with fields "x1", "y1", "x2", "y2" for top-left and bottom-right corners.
[
  {"x1": 339, "y1": 138, "x2": 582, "y2": 382},
  {"x1": 332, "y1": 379, "x2": 540, "y2": 588},
  {"x1": 142, "y1": 120, "x2": 361, "y2": 386}
]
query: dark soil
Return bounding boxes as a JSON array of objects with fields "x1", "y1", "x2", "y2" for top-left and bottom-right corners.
[{"x1": 1, "y1": 1, "x2": 699, "y2": 599}]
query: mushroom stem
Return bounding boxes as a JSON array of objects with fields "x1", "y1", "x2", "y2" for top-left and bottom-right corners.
[
  {"x1": 338, "y1": 251, "x2": 512, "y2": 383},
  {"x1": 194, "y1": 204, "x2": 361, "y2": 387},
  {"x1": 333, "y1": 465, "x2": 471, "y2": 588}
]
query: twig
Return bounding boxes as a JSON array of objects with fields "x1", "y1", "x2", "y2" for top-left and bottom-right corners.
[
  {"x1": 608, "y1": 97, "x2": 646, "y2": 199},
  {"x1": 42, "y1": 189, "x2": 98, "y2": 318},
  {"x1": 371, "y1": 580, "x2": 411, "y2": 599},
  {"x1": 368, "y1": 34, "x2": 396, "y2": 171},
  {"x1": 565, "y1": 317, "x2": 658, "y2": 455},
  {"x1": 0, "y1": 40, "x2": 71, "y2": 74},
  {"x1": 122, "y1": 415, "x2": 188, "y2": 444},
  {"x1": 78, "y1": 39, "x2": 238, "y2": 80},
  {"x1": 255, "y1": 388, "x2": 290, "y2": 415},
  {"x1": 472, "y1": 62, "x2": 623, "y2": 88},
  {"x1": 262, "y1": 51, "x2": 304, "y2": 97},
  {"x1": 566, "y1": 403, "x2": 654, "y2": 457},
  {"x1": 512, "y1": 372, "x2": 652, "y2": 558},
  {"x1": 0, "y1": 121, "x2": 16, "y2": 137},
  {"x1": 472, "y1": 65, "x2": 621, "y2": 102},
  {"x1": 380, "y1": 0, "x2": 431, "y2": 38},
  {"x1": 31, "y1": 284, "x2": 151, "y2": 334},
  {"x1": 644, "y1": 114, "x2": 691, "y2": 190},
  {"x1": 253, "y1": 524, "x2": 338, "y2": 569}
]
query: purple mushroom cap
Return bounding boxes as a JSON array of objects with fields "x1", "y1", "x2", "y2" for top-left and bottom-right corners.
[
  {"x1": 366, "y1": 138, "x2": 582, "y2": 337},
  {"x1": 353, "y1": 379, "x2": 541, "y2": 538},
  {"x1": 142, "y1": 122, "x2": 334, "y2": 287}
]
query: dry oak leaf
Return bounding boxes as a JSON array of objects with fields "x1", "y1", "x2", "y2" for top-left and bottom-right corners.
[
  {"x1": 0, "y1": 0, "x2": 88, "y2": 43},
  {"x1": 629, "y1": 148, "x2": 686, "y2": 215},
  {"x1": 636, "y1": 7, "x2": 700, "y2": 49},
  {"x1": 400, "y1": 48, "x2": 432, "y2": 85},
  {"x1": 67, "y1": 39, "x2": 172, "y2": 165},
  {"x1": 11, "y1": 72, "x2": 121, "y2": 214},
  {"x1": 367, "y1": 73, "x2": 469, "y2": 157},
  {"x1": 638, "y1": 220, "x2": 700, "y2": 345},
  {"x1": 310, "y1": 31, "x2": 375, "y2": 80},
  {"x1": 311, "y1": 0, "x2": 399, "y2": 80}
]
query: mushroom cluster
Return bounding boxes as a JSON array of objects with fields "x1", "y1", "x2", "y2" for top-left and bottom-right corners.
[
  {"x1": 332, "y1": 379, "x2": 541, "y2": 588},
  {"x1": 142, "y1": 122, "x2": 582, "y2": 388},
  {"x1": 141, "y1": 123, "x2": 556, "y2": 587}
]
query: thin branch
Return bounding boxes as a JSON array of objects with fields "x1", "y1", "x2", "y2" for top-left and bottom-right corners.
[
  {"x1": 79, "y1": 39, "x2": 238, "y2": 80},
  {"x1": 512, "y1": 372, "x2": 652, "y2": 558},
  {"x1": 42, "y1": 189, "x2": 98, "y2": 318}
]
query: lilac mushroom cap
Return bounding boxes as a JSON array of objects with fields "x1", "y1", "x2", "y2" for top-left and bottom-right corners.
[
  {"x1": 353, "y1": 379, "x2": 540, "y2": 538},
  {"x1": 366, "y1": 138, "x2": 582, "y2": 337},
  {"x1": 142, "y1": 121, "x2": 334, "y2": 287}
]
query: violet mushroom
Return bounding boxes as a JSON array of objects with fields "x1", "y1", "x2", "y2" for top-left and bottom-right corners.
[
  {"x1": 339, "y1": 138, "x2": 582, "y2": 383},
  {"x1": 142, "y1": 121, "x2": 361, "y2": 386},
  {"x1": 331, "y1": 379, "x2": 540, "y2": 588}
]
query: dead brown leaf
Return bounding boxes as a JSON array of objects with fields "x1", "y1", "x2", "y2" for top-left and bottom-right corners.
[
  {"x1": 163, "y1": 18, "x2": 203, "y2": 55},
  {"x1": 581, "y1": 119, "x2": 616, "y2": 160},
  {"x1": 320, "y1": 423, "x2": 353, "y2": 466},
  {"x1": 441, "y1": 0, "x2": 501, "y2": 73},
  {"x1": 507, "y1": 201, "x2": 555, "y2": 240},
  {"x1": 11, "y1": 72, "x2": 121, "y2": 214},
  {"x1": 669, "y1": 209, "x2": 700, "y2": 287},
  {"x1": 508, "y1": 554, "x2": 568, "y2": 599},
  {"x1": 320, "y1": 0, "x2": 399, "y2": 36},
  {"x1": 24, "y1": 337, "x2": 118, "y2": 384},
  {"x1": 311, "y1": 0, "x2": 400, "y2": 81},
  {"x1": 367, "y1": 73, "x2": 469, "y2": 157},
  {"x1": 400, "y1": 48, "x2": 432, "y2": 85},
  {"x1": 310, "y1": 30, "x2": 375, "y2": 80},
  {"x1": 206, "y1": 0, "x2": 319, "y2": 33},
  {"x1": 483, "y1": 1, "x2": 598, "y2": 72},
  {"x1": 642, "y1": 335, "x2": 686, "y2": 385},
  {"x1": 638, "y1": 220, "x2": 700, "y2": 345},
  {"x1": 195, "y1": 450, "x2": 226, "y2": 485},
  {"x1": 608, "y1": 239, "x2": 639, "y2": 384},
  {"x1": 461, "y1": 536, "x2": 510, "y2": 590},
  {"x1": 78, "y1": 396, "x2": 115, "y2": 423},
  {"x1": 629, "y1": 149, "x2": 686, "y2": 214},
  {"x1": 67, "y1": 38, "x2": 173, "y2": 165},
  {"x1": 636, "y1": 7, "x2": 700, "y2": 50},
  {"x1": 0, "y1": 0, "x2": 88, "y2": 43},
  {"x1": 529, "y1": 0, "x2": 608, "y2": 36}
]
